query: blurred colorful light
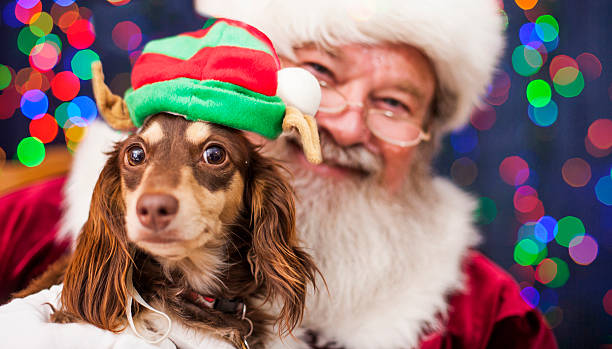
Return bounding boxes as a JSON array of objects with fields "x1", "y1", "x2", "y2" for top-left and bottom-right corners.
[
  {"x1": 18, "y1": 26, "x2": 39, "y2": 55},
  {"x1": 544, "y1": 306, "x2": 563, "y2": 329},
  {"x1": 595, "y1": 176, "x2": 612, "y2": 206},
  {"x1": 535, "y1": 216, "x2": 557, "y2": 243},
  {"x1": 51, "y1": 2, "x2": 79, "y2": 32},
  {"x1": 587, "y1": 119, "x2": 612, "y2": 150},
  {"x1": 604, "y1": 290, "x2": 612, "y2": 316},
  {"x1": 585, "y1": 135, "x2": 612, "y2": 158},
  {"x1": 29, "y1": 11, "x2": 53, "y2": 37},
  {"x1": 484, "y1": 70, "x2": 511, "y2": 106},
  {"x1": 51, "y1": 71, "x2": 80, "y2": 101},
  {"x1": 14, "y1": 67, "x2": 50, "y2": 94},
  {"x1": 569, "y1": 234, "x2": 598, "y2": 265},
  {"x1": 553, "y1": 68, "x2": 584, "y2": 98},
  {"x1": 528, "y1": 100, "x2": 557, "y2": 127},
  {"x1": 0, "y1": 65, "x2": 11, "y2": 90},
  {"x1": 576, "y1": 52, "x2": 602, "y2": 81},
  {"x1": 108, "y1": 0, "x2": 132, "y2": 6},
  {"x1": 20, "y1": 89, "x2": 48, "y2": 119},
  {"x1": 67, "y1": 19, "x2": 95, "y2": 49},
  {"x1": 534, "y1": 15, "x2": 559, "y2": 42},
  {"x1": 29, "y1": 113, "x2": 58, "y2": 143},
  {"x1": 513, "y1": 185, "x2": 539, "y2": 213},
  {"x1": 514, "y1": 238, "x2": 546, "y2": 266},
  {"x1": 475, "y1": 196, "x2": 497, "y2": 225},
  {"x1": 29, "y1": 42, "x2": 60, "y2": 71},
  {"x1": 64, "y1": 123, "x2": 87, "y2": 142},
  {"x1": 112, "y1": 20, "x2": 142, "y2": 51},
  {"x1": 546, "y1": 258, "x2": 569, "y2": 288},
  {"x1": 512, "y1": 45, "x2": 543, "y2": 77},
  {"x1": 536, "y1": 258, "x2": 557, "y2": 284},
  {"x1": 54, "y1": 0, "x2": 76, "y2": 5},
  {"x1": 520, "y1": 286, "x2": 540, "y2": 308},
  {"x1": 499, "y1": 156, "x2": 530, "y2": 186},
  {"x1": 561, "y1": 157, "x2": 591, "y2": 187},
  {"x1": 17, "y1": 136, "x2": 45, "y2": 167},
  {"x1": 515, "y1": 0, "x2": 538, "y2": 10},
  {"x1": 554, "y1": 216, "x2": 586, "y2": 247},
  {"x1": 451, "y1": 157, "x2": 478, "y2": 186},
  {"x1": 526, "y1": 79, "x2": 551, "y2": 107},
  {"x1": 450, "y1": 125, "x2": 478, "y2": 154},
  {"x1": 14, "y1": 0, "x2": 41, "y2": 25},
  {"x1": 71, "y1": 49, "x2": 99, "y2": 80},
  {"x1": 470, "y1": 104, "x2": 496, "y2": 131}
]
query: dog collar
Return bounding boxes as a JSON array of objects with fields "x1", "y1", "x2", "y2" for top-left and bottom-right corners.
[{"x1": 182, "y1": 291, "x2": 254, "y2": 349}]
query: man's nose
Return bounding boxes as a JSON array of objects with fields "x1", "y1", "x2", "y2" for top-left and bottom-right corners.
[{"x1": 315, "y1": 105, "x2": 371, "y2": 147}]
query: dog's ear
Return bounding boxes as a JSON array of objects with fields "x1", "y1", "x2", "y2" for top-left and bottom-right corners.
[
  {"x1": 56, "y1": 147, "x2": 132, "y2": 332},
  {"x1": 246, "y1": 153, "x2": 318, "y2": 336}
]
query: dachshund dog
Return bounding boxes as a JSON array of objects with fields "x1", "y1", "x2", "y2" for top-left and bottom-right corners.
[{"x1": 39, "y1": 113, "x2": 317, "y2": 348}]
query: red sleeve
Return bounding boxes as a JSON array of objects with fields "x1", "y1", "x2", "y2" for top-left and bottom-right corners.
[
  {"x1": 420, "y1": 251, "x2": 558, "y2": 349},
  {"x1": 0, "y1": 177, "x2": 70, "y2": 304}
]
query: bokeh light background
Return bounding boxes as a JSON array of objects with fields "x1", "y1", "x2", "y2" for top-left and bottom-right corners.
[{"x1": 0, "y1": 0, "x2": 610, "y2": 347}]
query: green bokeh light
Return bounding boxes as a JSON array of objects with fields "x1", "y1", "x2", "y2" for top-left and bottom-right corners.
[
  {"x1": 18, "y1": 27, "x2": 39, "y2": 56},
  {"x1": 17, "y1": 137, "x2": 46, "y2": 167},
  {"x1": 546, "y1": 258, "x2": 570, "y2": 288},
  {"x1": 474, "y1": 197, "x2": 497, "y2": 225},
  {"x1": 526, "y1": 80, "x2": 552, "y2": 107},
  {"x1": 535, "y1": 15, "x2": 559, "y2": 42},
  {"x1": 54, "y1": 102, "x2": 72, "y2": 128},
  {"x1": 71, "y1": 49, "x2": 100, "y2": 80},
  {"x1": 514, "y1": 238, "x2": 541, "y2": 266},
  {"x1": 554, "y1": 71, "x2": 585, "y2": 98},
  {"x1": 0, "y1": 65, "x2": 11, "y2": 90},
  {"x1": 554, "y1": 216, "x2": 586, "y2": 247},
  {"x1": 512, "y1": 45, "x2": 543, "y2": 77}
]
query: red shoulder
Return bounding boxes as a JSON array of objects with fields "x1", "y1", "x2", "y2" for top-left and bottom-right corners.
[
  {"x1": 0, "y1": 177, "x2": 70, "y2": 304},
  {"x1": 419, "y1": 251, "x2": 558, "y2": 349}
]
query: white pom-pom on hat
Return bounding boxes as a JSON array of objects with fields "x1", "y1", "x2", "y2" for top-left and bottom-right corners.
[{"x1": 276, "y1": 67, "x2": 321, "y2": 116}]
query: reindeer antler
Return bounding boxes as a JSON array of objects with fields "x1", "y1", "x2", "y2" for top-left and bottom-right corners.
[{"x1": 91, "y1": 61, "x2": 135, "y2": 130}]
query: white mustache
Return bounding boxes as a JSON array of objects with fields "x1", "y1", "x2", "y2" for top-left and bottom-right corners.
[{"x1": 285, "y1": 131, "x2": 383, "y2": 175}]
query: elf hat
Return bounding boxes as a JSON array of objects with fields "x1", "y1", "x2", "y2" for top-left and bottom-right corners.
[
  {"x1": 92, "y1": 18, "x2": 322, "y2": 163},
  {"x1": 194, "y1": 0, "x2": 505, "y2": 136}
]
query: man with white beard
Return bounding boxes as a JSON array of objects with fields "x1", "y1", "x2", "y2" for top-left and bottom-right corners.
[
  {"x1": 194, "y1": 1, "x2": 558, "y2": 348},
  {"x1": 0, "y1": 0, "x2": 557, "y2": 348}
]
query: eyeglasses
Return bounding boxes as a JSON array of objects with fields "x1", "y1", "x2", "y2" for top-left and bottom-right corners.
[{"x1": 316, "y1": 79, "x2": 430, "y2": 148}]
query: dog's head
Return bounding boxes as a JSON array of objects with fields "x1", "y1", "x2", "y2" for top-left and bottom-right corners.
[{"x1": 60, "y1": 113, "x2": 316, "y2": 335}]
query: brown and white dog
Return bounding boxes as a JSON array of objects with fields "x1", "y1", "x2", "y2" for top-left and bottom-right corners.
[{"x1": 26, "y1": 113, "x2": 317, "y2": 348}]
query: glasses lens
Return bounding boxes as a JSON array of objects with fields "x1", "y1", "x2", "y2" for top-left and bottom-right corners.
[
  {"x1": 318, "y1": 84, "x2": 346, "y2": 114},
  {"x1": 367, "y1": 111, "x2": 422, "y2": 146}
]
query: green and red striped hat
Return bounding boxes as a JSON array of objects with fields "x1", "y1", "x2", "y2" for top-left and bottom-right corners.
[{"x1": 124, "y1": 18, "x2": 305, "y2": 139}]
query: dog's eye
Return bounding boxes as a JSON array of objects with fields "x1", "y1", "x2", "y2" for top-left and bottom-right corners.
[
  {"x1": 203, "y1": 145, "x2": 226, "y2": 165},
  {"x1": 127, "y1": 146, "x2": 146, "y2": 166}
]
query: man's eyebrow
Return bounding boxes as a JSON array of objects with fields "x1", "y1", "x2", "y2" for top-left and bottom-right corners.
[{"x1": 397, "y1": 82, "x2": 424, "y2": 101}]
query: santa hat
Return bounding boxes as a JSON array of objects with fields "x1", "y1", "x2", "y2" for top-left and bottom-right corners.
[
  {"x1": 92, "y1": 17, "x2": 322, "y2": 162},
  {"x1": 194, "y1": 0, "x2": 505, "y2": 134}
]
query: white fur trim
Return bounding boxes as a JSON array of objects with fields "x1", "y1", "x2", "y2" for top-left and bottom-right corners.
[
  {"x1": 195, "y1": 0, "x2": 505, "y2": 133},
  {"x1": 57, "y1": 120, "x2": 127, "y2": 246}
]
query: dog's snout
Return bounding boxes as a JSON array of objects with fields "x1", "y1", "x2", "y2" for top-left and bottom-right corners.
[{"x1": 136, "y1": 193, "x2": 179, "y2": 231}]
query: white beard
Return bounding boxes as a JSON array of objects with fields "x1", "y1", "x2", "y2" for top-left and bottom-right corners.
[{"x1": 264, "y1": 135, "x2": 481, "y2": 349}]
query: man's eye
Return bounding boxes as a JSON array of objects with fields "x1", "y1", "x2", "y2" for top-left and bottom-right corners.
[
  {"x1": 373, "y1": 97, "x2": 411, "y2": 114},
  {"x1": 302, "y1": 62, "x2": 334, "y2": 80},
  {"x1": 203, "y1": 145, "x2": 226, "y2": 165},
  {"x1": 127, "y1": 145, "x2": 146, "y2": 166}
]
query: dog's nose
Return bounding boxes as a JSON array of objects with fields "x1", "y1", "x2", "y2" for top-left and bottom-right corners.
[{"x1": 136, "y1": 194, "x2": 179, "y2": 231}]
